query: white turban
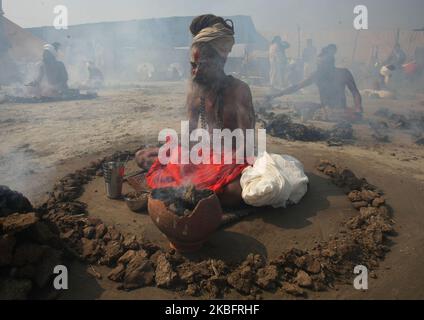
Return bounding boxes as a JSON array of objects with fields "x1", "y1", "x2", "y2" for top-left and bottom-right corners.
[{"x1": 192, "y1": 23, "x2": 235, "y2": 59}]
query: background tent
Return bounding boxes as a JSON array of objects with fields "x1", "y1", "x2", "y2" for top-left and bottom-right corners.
[
  {"x1": 0, "y1": 1, "x2": 45, "y2": 85},
  {"x1": 26, "y1": 15, "x2": 268, "y2": 81}
]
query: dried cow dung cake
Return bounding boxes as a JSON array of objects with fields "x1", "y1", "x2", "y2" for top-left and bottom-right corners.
[
  {"x1": 265, "y1": 114, "x2": 327, "y2": 142},
  {"x1": 151, "y1": 185, "x2": 213, "y2": 217},
  {"x1": 0, "y1": 186, "x2": 33, "y2": 217}
]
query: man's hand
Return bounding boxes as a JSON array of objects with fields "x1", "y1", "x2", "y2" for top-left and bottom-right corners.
[
  {"x1": 355, "y1": 104, "x2": 364, "y2": 114},
  {"x1": 345, "y1": 108, "x2": 363, "y2": 122},
  {"x1": 353, "y1": 112, "x2": 363, "y2": 121},
  {"x1": 135, "y1": 147, "x2": 159, "y2": 171}
]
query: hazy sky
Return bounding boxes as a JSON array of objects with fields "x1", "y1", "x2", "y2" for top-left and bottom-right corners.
[{"x1": 3, "y1": 0, "x2": 424, "y2": 33}]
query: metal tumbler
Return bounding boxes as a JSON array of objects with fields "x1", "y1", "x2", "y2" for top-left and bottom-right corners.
[{"x1": 103, "y1": 161, "x2": 125, "y2": 199}]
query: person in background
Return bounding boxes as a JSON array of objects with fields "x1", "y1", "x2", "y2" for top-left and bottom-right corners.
[
  {"x1": 28, "y1": 44, "x2": 69, "y2": 97},
  {"x1": 403, "y1": 47, "x2": 424, "y2": 84},
  {"x1": 384, "y1": 43, "x2": 407, "y2": 69},
  {"x1": 268, "y1": 44, "x2": 363, "y2": 121},
  {"x1": 269, "y1": 36, "x2": 290, "y2": 89},
  {"x1": 381, "y1": 42, "x2": 407, "y2": 89}
]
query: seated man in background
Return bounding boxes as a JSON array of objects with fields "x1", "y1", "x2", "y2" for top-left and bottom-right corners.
[
  {"x1": 28, "y1": 44, "x2": 69, "y2": 97},
  {"x1": 268, "y1": 44, "x2": 363, "y2": 121}
]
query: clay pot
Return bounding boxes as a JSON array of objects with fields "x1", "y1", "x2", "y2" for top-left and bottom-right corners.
[{"x1": 148, "y1": 193, "x2": 223, "y2": 253}]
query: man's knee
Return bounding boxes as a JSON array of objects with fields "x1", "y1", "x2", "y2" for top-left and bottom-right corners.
[
  {"x1": 135, "y1": 147, "x2": 159, "y2": 170},
  {"x1": 218, "y1": 178, "x2": 243, "y2": 208}
]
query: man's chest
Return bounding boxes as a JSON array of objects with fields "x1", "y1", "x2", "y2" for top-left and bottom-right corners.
[{"x1": 193, "y1": 94, "x2": 237, "y2": 128}]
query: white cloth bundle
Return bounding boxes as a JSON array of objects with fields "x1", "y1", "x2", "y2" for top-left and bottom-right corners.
[{"x1": 240, "y1": 152, "x2": 309, "y2": 208}]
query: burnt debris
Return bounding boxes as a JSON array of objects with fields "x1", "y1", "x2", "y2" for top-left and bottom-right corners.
[{"x1": 151, "y1": 185, "x2": 213, "y2": 217}]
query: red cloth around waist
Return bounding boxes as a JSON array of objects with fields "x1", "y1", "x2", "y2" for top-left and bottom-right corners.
[{"x1": 146, "y1": 146, "x2": 249, "y2": 193}]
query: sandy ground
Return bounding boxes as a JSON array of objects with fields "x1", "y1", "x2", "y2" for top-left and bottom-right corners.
[
  {"x1": 1, "y1": 81, "x2": 424, "y2": 299},
  {"x1": 0, "y1": 82, "x2": 186, "y2": 199}
]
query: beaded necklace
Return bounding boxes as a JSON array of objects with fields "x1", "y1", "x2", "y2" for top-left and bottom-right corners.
[{"x1": 198, "y1": 77, "x2": 229, "y2": 130}]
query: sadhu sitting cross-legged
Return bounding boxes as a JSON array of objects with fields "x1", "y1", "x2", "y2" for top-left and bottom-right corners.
[{"x1": 135, "y1": 14, "x2": 256, "y2": 208}]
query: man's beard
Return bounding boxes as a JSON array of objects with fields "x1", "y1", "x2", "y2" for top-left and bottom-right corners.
[
  {"x1": 193, "y1": 75, "x2": 209, "y2": 86},
  {"x1": 192, "y1": 71, "x2": 224, "y2": 89}
]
